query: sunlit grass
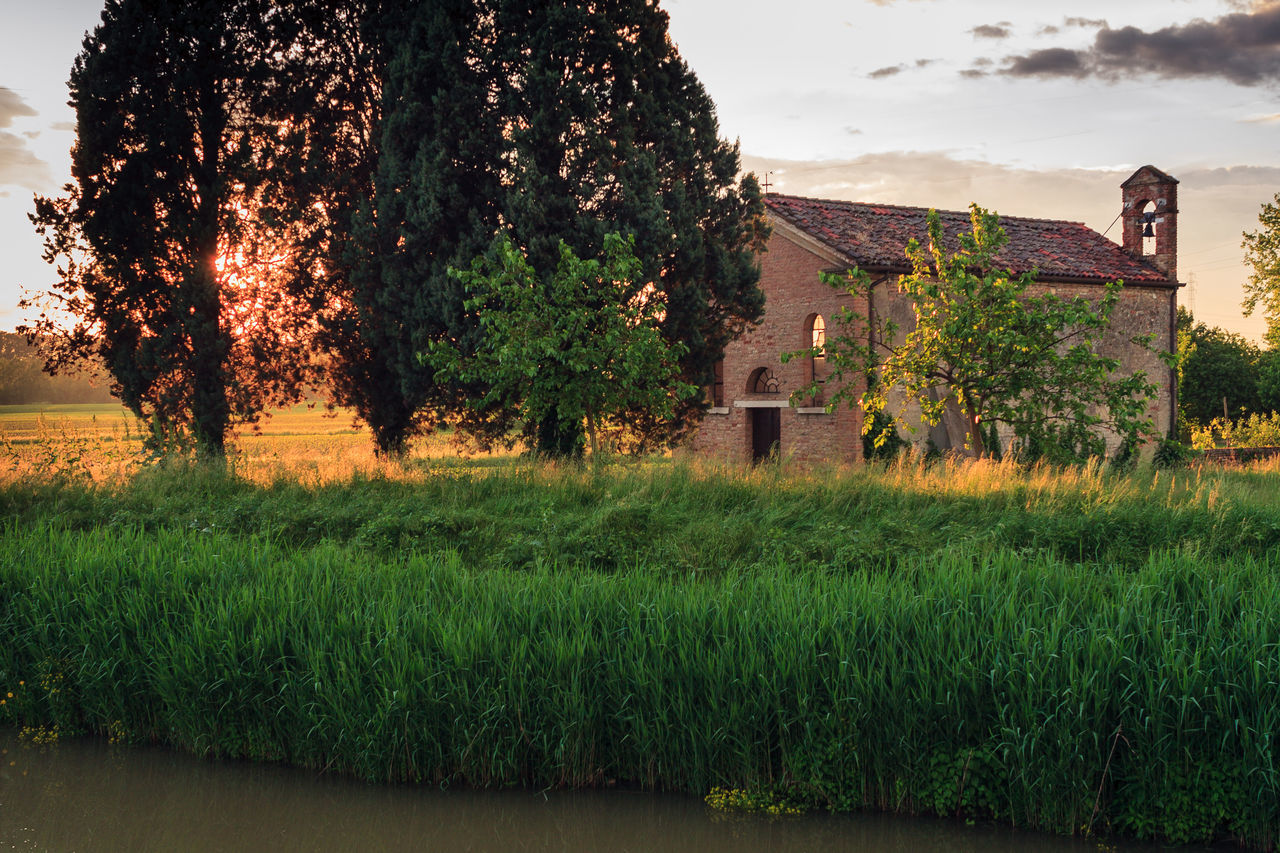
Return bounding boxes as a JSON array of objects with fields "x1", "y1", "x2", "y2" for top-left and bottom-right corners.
[
  {"x1": 0, "y1": 402, "x2": 141, "y2": 439},
  {"x1": 5, "y1": 419, "x2": 1280, "y2": 848}
]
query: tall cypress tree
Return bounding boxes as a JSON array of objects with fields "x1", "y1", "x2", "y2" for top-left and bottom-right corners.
[
  {"x1": 27, "y1": 0, "x2": 312, "y2": 457},
  {"x1": 271, "y1": 0, "x2": 409, "y2": 456},
  {"x1": 363, "y1": 0, "x2": 506, "y2": 454},
  {"x1": 233, "y1": 0, "x2": 767, "y2": 458},
  {"x1": 281, "y1": 0, "x2": 504, "y2": 456},
  {"x1": 310, "y1": 0, "x2": 768, "y2": 457},
  {"x1": 492, "y1": 0, "x2": 769, "y2": 454}
]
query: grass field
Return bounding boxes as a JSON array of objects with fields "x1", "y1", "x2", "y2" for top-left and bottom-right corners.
[
  {"x1": 0, "y1": 401, "x2": 368, "y2": 440},
  {"x1": 3, "y1": 416, "x2": 1280, "y2": 849},
  {"x1": 0, "y1": 402, "x2": 518, "y2": 484},
  {"x1": 0, "y1": 402, "x2": 141, "y2": 441}
]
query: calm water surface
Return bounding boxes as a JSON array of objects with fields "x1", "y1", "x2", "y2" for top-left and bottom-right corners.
[{"x1": 0, "y1": 729, "x2": 1224, "y2": 852}]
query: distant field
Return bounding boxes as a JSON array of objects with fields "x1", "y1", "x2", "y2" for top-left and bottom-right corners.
[
  {"x1": 0, "y1": 402, "x2": 362, "y2": 442},
  {"x1": 0, "y1": 403, "x2": 140, "y2": 442},
  {"x1": 0, "y1": 402, "x2": 515, "y2": 483}
]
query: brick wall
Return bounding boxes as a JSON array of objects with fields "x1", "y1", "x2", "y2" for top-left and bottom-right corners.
[
  {"x1": 686, "y1": 228, "x2": 866, "y2": 464},
  {"x1": 686, "y1": 220, "x2": 1177, "y2": 464},
  {"x1": 1052, "y1": 281, "x2": 1176, "y2": 446},
  {"x1": 875, "y1": 279, "x2": 1176, "y2": 454}
]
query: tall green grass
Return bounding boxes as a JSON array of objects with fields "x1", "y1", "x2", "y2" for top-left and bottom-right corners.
[
  {"x1": 2, "y1": 514, "x2": 1277, "y2": 848},
  {"x1": 5, "y1": 458, "x2": 1280, "y2": 846},
  {"x1": 4, "y1": 456, "x2": 1280, "y2": 573}
]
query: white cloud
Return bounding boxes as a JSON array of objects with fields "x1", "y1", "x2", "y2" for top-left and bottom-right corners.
[
  {"x1": 0, "y1": 130, "x2": 51, "y2": 190},
  {"x1": 0, "y1": 88, "x2": 50, "y2": 191},
  {"x1": 0, "y1": 87, "x2": 38, "y2": 128}
]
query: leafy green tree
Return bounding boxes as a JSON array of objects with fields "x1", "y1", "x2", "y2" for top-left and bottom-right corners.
[
  {"x1": 1176, "y1": 307, "x2": 1263, "y2": 427},
  {"x1": 24, "y1": 0, "x2": 312, "y2": 457},
  {"x1": 489, "y1": 0, "x2": 768, "y2": 455},
  {"x1": 1256, "y1": 349, "x2": 1280, "y2": 415},
  {"x1": 1242, "y1": 192, "x2": 1280, "y2": 349},
  {"x1": 290, "y1": 0, "x2": 765, "y2": 458},
  {"x1": 425, "y1": 233, "x2": 697, "y2": 457},
  {"x1": 792, "y1": 205, "x2": 1161, "y2": 461}
]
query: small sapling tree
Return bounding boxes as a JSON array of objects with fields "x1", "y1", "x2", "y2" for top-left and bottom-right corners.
[
  {"x1": 788, "y1": 205, "x2": 1162, "y2": 461},
  {"x1": 424, "y1": 233, "x2": 697, "y2": 458}
]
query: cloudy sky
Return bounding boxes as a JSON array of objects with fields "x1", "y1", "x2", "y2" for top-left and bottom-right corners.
[{"x1": 2, "y1": 0, "x2": 1277, "y2": 337}]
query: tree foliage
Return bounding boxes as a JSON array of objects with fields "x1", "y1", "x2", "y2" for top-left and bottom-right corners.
[
  {"x1": 278, "y1": 0, "x2": 767, "y2": 458},
  {"x1": 1242, "y1": 192, "x2": 1280, "y2": 349},
  {"x1": 26, "y1": 0, "x2": 766, "y2": 459},
  {"x1": 277, "y1": 0, "x2": 505, "y2": 456},
  {"x1": 23, "y1": 0, "x2": 312, "y2": 457},
  {"x1": 792, "y1": 205, "x2": 1162, "y2": 461},
  {"x1": 425, "y1": 234, "x2": 697, "y2": 457},
  {"x1": 445, "y1": 0, "x2": 767, "y2": 455},
  {"x1": 1176, "y1": 307, "x2": 1263, "y2": 428},
  {"x1": 1190, "y1": 411, "x2": 1280, "y2": 452}
]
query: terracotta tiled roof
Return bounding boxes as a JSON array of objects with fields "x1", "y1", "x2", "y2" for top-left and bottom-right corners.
[{"x1": 764, "y1": 194, "x2": 1174, "y2": 285}]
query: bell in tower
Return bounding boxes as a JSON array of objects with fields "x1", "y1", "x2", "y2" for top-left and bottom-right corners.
[{"x1": 1120, "y1": 165, "x2": 1179, "y2": 281}]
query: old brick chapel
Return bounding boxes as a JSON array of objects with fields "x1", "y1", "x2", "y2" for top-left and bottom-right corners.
[{"x1": 686, "y1": 166, "x2": 1181, "y2": 464}]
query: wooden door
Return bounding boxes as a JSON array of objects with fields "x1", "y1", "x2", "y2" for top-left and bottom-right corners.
[{"x1": 751, "y1": 407, "x2": 780, "y2": 462}]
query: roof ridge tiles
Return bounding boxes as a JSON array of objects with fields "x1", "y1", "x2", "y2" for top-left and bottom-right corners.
[
  {"x1": 764, "y1": 193, "x2": 1088, "y2": 228},
  {"x1": 762, "y1": 192, "x2": 1172, "y2": 284}
]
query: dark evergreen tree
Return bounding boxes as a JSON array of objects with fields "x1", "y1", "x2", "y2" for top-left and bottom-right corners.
[
  {"x1": 25, "y1": 0, "x2": 312, "y2": 457},
  {"x1": 280, "y1": 0, "x2": 505, "y2": 456},
  {"x1": 319, "y1": 0, "x2": 767, "y2": 457},
  {"x1": 491, "y1": 0, "x2": 769, "y2": 454},
  {"x1": 48, "y1": 0, "x2": 767, "y2": 458},
  {"x1": 270, "y1": 0, "x2": 407, "y2": 455}
]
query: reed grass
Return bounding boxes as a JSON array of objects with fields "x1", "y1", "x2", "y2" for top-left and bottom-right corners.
[
  {"x1": 4, "y1": 446, "x2": 1280, "y2": 848},
  {"x1": 1, "y1": 521, "x2": 1276, "y2": 848}
]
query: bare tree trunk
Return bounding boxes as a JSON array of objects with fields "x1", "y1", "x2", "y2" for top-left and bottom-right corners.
[
  {"x1": 964, "y1": 398, "x2": 985, "y2": 458},
  {"x1": 586, "y1": 403, "x2": 598, "y2": 461}
]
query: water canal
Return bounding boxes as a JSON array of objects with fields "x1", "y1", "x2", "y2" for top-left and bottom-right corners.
[{"x1": 0, "y1": 729, "x2": 1229, "y2": 852}]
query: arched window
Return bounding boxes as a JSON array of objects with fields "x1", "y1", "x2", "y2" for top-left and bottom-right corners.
[
  {"x1": 804, "y1": 314, "x2": 827, "y2": 397},
  {"x1": 747, "y1": 367, "x2": 779, "y2": 394}
]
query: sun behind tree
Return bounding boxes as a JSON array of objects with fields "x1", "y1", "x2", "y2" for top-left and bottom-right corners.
[{"x1": 23, "y1": 0, "x2": 315, "y2": 458}]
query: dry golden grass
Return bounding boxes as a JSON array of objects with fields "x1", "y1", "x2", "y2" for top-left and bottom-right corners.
[
  {"x1": 6, "y1": 401, "x2": 1280, "y2": 514},
  {"x1": 0, "y1": 402, "x2": 520, "y2": 486}
]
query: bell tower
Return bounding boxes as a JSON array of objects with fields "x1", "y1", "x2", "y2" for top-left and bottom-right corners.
[{"x1": 1120, "y1": 165, "x2": 1179, "y2": 281}]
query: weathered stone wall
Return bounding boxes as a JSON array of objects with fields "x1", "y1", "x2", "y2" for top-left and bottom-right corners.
[
  {"x1": 875, "y1": 280, "x2": 1177, "y2": 455},
  {"x1": 1052, "y1": 281, "x2": 1177, "y2": 448},
  {"x1": 685, "y1": 228, "x2": 865, "y2": 464},
  {"x1": 685, "y1": 226, "x2": 1177, "y2": 463}
]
